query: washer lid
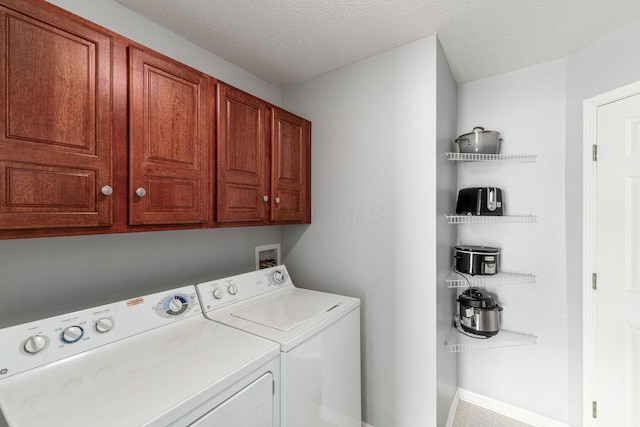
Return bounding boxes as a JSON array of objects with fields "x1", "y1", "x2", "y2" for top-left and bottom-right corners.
[{"x1": 231, "y1": 291, "x2": 343, "y2": 331}]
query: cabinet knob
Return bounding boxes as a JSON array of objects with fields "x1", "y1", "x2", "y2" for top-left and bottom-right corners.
[
  {"x1": 275, "y1": 197, "x2": 281, "y2": 204},
  {"x1": 135, "y1": 188, "x2": 147, "y2": 198},
  {"x1": 101, "y1": 185, "x2": 113, "y2": 196},
  {"x1": 263, "y1": 195, "x2": 269, "y2": 202}
]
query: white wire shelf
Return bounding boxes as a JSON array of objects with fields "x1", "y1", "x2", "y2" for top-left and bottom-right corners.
[
  {"x1": 446, "y1": 215, "x2": 537, "y2": 224},
  {"x1": 445, "y1": 325, "x2": 537, "y2": 353},
  {"x1": 445, "y1": 152, "x2": 537, "y2": 162},
  {"x1": 446, "y1": 271, "x2": 536, "y2": 288}
]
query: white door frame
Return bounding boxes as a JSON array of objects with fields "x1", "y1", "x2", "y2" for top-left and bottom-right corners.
[{"x1": 583, "y1": 80, "x2": 640, "y2": 425}]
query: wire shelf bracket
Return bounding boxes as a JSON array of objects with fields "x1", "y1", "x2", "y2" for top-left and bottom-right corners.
[
  {"x1": 445, "y1": 326, "x2": 537, "y2": 353},
  {"x1": 446, "y1": 215, "x2": 537, "y2": 224},
  {"x1": 446, "y1": 271, "x2": 536, "y2": 288},
  {"x1": 445, "y1": 152, "x2": 537, "y2": 163}
]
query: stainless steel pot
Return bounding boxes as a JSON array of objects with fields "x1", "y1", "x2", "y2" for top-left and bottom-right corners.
[
  {"x1": 455, "y1": 127, "x2": 502, "y2": 154},
  {"x1": 457, "y1": 288, "x2": 502, "y2": 337}
]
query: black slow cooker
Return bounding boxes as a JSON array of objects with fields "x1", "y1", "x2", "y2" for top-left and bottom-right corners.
[{"x1": 454, "y1": 245, "x2": 500, "y2": 276}]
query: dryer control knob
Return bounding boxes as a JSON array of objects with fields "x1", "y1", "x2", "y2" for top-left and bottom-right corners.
[
  {"x1": 213, "y1": 289, "x2": 224, "y2": 300},
  {"x1": 23, "y1": 335, "x2": 48, "y2": 354},
  {"x1": 227, "y1": 284, "x2": 238, "y2": 295}
]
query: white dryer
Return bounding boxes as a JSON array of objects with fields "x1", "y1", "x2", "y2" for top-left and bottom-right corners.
[
  {"x1": 0, "y1": 285, "x2": 280, "y2": 427},
  {"x1": 196, "y1": 265, "x2": 361, "y2": 427}
]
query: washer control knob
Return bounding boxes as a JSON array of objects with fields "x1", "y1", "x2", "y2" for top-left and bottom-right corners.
[
  {"x1": 94, "y1": 318, "x2": 114, "y2": 334},
  {"x1": 169, "y1": 298, "x2": 183, "y2": 312},
  {"x1": 213, "y1": 288, "x2": 224, "y2": 300},
  {"x1": 273, "y1": 270, "x2": 286, "y2": 284},
  {"x1": 61, "y1": 326, "x2": 84, "y2": 344},
  {"x1": 227, "y1": 284, "x2": 238, "y2": 295},
  {"x1": 23, "y1": 336, "x2": 48, "y2": 354}
]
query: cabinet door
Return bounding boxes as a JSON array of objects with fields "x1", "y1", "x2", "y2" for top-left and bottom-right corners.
[
  {"x1": 216, "y1": 83, "x2": 269, "y2": 223},
  {"x1": 129, "y1": 46, "x2": 210, "y2": 225},
  {"x1": 271, "y1": 108, "x2": 311, "y2": 223},
  {"x1": 0, "y1": 2, "x2": 112, "y2": 229}
]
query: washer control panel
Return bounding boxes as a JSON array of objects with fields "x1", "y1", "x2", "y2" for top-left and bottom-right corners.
[
  {"x1": 0, "y1": 286, "x2": 201, "y2": 380},
  {"x1": 196, "y1": 265, "x2": 293, "y2": 311}
]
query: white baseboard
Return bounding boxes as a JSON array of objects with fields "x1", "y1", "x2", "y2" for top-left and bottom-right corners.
[
  {"x1": 450, "y1": 388, "x2": 570, "y2": 427},
  {"x1": 362, "y1": 423, "x2": 374, "y2": 427},
  {"x1": 445, "y1": 388, "x2": 460, "y2": 427}
]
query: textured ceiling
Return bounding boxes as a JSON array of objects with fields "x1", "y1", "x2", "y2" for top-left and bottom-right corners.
[{"x1": 113, "y1": 0, "x2": 640, "y2": 88}]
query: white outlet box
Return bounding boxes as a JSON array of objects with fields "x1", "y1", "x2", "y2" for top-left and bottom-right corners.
[{"x1": 255, "y1": 243, "x2": 281, "y2": 270}]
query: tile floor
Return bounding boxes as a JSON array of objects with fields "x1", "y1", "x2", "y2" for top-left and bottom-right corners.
[{"x1": 453, "y1": 400, "x2": 534, "y2": 427}]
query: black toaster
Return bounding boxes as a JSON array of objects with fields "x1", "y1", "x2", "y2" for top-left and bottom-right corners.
[{"x1": 455, "y1": 187, "x2": 503, "y2": 216}]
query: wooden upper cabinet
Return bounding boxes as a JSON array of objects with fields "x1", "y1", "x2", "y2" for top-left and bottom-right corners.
[
  {"x1": 271, "y1": 107, "x2": 311, "y2": 223},
  {"x1": 0, "y1": 1, "x2": 113, "y2": 229},
  {"x1": 128, "y1": 46, "x2": 211, "y2": 225},
  {"x1": 216, "y1": 83, "x2": 311, "y2": 224},
  {"x1": 216, "y1": 83, "x2": 269, "y2": 223}
]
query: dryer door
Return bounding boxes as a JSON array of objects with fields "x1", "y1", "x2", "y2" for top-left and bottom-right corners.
[{"x1": 190, "y1": 372, "x2": 274, "y2": 427}]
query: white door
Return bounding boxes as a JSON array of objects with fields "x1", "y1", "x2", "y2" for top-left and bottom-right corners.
[{"x1": 593, "y1": 91, "x2": 640, "y2": 426}]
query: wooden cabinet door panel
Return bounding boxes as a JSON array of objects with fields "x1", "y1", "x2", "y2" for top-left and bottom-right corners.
[
  {"x1": 272, "y1": 108, "x2": 310, "y2": 223},
  {"x1": 217, "y1": 83, "x2": 269, "y2": 222},
  {"x1": 0, "y1": 3, "x2": 112, "y2": 229},
  {"x1": 129, "y1": 46, "x2": 210, "y2": 225}
]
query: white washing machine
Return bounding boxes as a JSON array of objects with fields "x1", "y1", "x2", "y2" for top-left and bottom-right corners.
[
  {"x1": 0, "y1": 285, "x2": 280, "y2": 427},
  {"x1": 195, "y1": 265, "x2": 361, "y2": 427}
]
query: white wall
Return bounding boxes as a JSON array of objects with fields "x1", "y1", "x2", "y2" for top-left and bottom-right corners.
[
  {"x1": 0, "y1": 0, "x2": 286, "y2": 328},
  {"x1": 281, "y1": 35, "x2": 457, "y2": 427},
  {"x1": 456, "y1": 59, "x2": 569, "y2": 423},
  {"x1": 564, "y1": 19, "x2": 640, "y2": 427},
  {"x1": 435, "y1": 41, "x2": 459, "y2": 427}
]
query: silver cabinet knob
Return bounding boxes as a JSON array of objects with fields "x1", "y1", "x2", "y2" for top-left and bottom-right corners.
[
  {"x1": 275, "y1": 197, "x2": 281, "y2": 204},
  {"x1": 263, "y1": 195, "x2": 269, "y2": 202},
  {"x1": 135, "y1": 188, "x2": 147, "y2": 197},
  {"x1": 101, "y1": 185, "x2": 113, "y2": 196}
]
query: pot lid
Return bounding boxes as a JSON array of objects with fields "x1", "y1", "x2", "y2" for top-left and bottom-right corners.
[
  {"x1": 457, "y1": 288, "x2": 497, "y2": 308},
  {"x1": 454, "y1": 245, "x2": 500, "y2": 254},
  {"x1": 457, "y1": 126, "x2": 501, "y2": 138}
]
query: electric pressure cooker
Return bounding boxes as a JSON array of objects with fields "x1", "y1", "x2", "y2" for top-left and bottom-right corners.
[{"x1": 457, "y1": 288, "x2": 502, "y2": 337}]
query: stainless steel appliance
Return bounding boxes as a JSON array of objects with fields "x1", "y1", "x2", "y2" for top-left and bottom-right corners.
[
  {"x1": 455, "y1": 126, "x2": 502, "y2": 154},
  {"x1": 454, "y1": 246, "x2": 500, "y2": 276},
  {"x1": 457, "y1": 288, "x2": 502, "y2": 337},
  {"x1": 456, "y1": 187, "x2": 503, "y2": 216}
]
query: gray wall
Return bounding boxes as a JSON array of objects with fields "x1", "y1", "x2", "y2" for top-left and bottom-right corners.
[
  {"x1": 0, "y1": 227, "x2": 283, "y2": 327},
  {"x1": 281, "y1": 35, "x2": 457, "y2": 427},
  {"x1": 435, "y1": 40, "x2": 459, "y2": 427}
]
